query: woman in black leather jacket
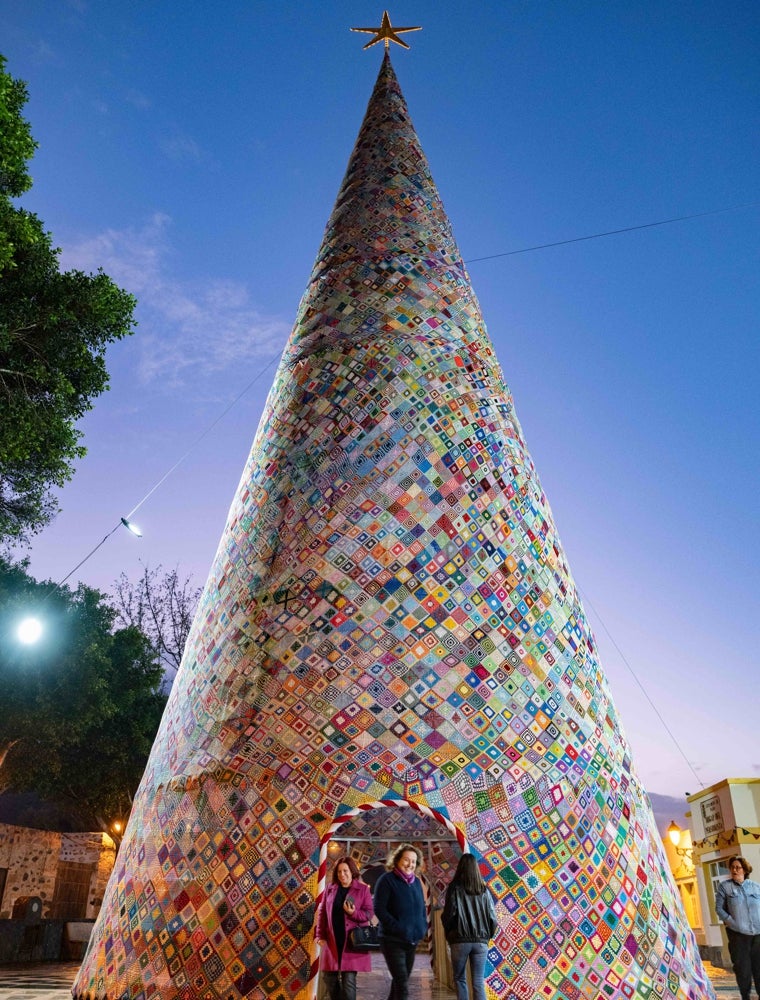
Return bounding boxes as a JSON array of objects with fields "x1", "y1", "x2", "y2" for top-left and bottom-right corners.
[{"x1": 442, "y1": 853, "x2": 497, "y2": 1000}]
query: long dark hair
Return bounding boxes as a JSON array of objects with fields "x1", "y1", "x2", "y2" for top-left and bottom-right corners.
[{"x1": 451, "y1": 853, "x2": 486, "y2": 895}]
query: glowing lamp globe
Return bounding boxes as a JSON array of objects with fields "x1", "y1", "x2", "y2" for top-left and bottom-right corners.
[{"x1": 17, "y1": 617, "x2": 43, "y2": 645}]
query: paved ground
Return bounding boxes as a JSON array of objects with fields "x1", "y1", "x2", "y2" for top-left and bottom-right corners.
[
  {"x1": 0, "y1": 957, "x2": 745, "y2": 999},
  {"x1": 0, "y1": 964, "x2": 79, "y2": 1000},
  {"x1": 0, "y1": 953, "x2": 453, "y2": 1000}
]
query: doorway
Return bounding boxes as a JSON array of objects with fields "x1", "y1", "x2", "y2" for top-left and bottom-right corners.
[{"x1": 314, "y1": 799, "x2": 464, "y2": 996}]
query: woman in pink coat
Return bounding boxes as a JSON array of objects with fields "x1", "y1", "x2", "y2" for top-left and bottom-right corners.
[{"x1": 316, "y1": 855, "x2": 374, "y2": 1000}]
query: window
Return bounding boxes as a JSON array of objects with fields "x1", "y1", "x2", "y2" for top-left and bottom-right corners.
[{"x1": 707, "y1": 858, "x2": 731, "y2": 924}]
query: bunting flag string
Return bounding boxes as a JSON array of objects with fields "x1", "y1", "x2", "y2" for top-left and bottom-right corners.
[{"x1": 693, "y1": 828, "x2": 760, "y2": 850}]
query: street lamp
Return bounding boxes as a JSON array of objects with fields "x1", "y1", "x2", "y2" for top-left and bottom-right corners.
[
  {"x1": 667, "y1": 821, "x2": 683, "y2": 846},
  {"x1": 666, "y1": 821, "x2": 694, "y2": 865},
  {"x1": 11, "y1": 517, "x2": 144, "y2": 647}
]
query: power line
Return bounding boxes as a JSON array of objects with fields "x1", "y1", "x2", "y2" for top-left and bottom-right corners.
[
  {"x1": 51, "y1": 353, "x2": 282, "y2": 590},
  {"x1": 578, "y1": 585, "x2": 706, "y2": 790},
  {"x1": 57, "y1": 199, "x2": 758, "y2": 582},
  {"x1": 464, "y1": 201, "x2": 760, "y2": 264},
  {"x1": 126, "y1": 353, "x2": 281, "y2": 520},
  {"x1": 58, "y1": 521, "x2": 125, "y2": 587},
  {"x1": 33, "y1": 204, "x2": 748, "y2": 775}
]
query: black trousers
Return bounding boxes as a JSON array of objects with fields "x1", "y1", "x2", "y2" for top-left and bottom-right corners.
[
  {"x1": 322, "y1": 970, "x2": 357, "y2": 1000},
  {"x1": 380, "y1": 939, "x2": 417, "y2": 1000},
  {"x1": 727, "y1": 928, "x2": 760, "y2": 1000}
]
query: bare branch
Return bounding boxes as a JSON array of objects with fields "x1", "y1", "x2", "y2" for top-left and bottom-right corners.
[
  {"x1": 0, "y1": 740, "x2": 21, "y2": 791},
  {"x1": 0, "y1": 739, "x2": 20, "y2": 769},
  {"x1": 110, "y1": 562, "x2": 200, "y2": 680}
]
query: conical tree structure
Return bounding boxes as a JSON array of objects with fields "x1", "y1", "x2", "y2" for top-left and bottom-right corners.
[{"x1": 75, "y1": 53, "x2": 713, "y2": 1000}]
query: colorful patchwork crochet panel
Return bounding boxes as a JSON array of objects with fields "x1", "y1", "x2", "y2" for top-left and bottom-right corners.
[{"x1": 74, "y1": 53, "x2": 713, "y2": 1000}]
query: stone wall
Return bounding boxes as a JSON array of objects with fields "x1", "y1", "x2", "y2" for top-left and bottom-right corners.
[
  {"x1": 0, "y1": 823, "x2": 59, "y2": 918},
  {"x1": 0, "y1": 823, "x2": 115, "y2": 919}
]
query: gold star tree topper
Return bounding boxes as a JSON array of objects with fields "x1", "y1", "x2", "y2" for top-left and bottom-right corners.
[{"x1": 351, "y1": 10, "x2": 422, "y2": 50}]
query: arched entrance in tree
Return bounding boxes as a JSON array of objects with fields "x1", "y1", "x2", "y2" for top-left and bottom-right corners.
[{"x1": 312, "y1": 799, "x2": 467, "y2": 996}]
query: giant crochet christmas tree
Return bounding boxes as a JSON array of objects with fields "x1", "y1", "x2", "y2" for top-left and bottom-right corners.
[{"x1": 74, "y1": 49, "x2": 713, "y2": 1000}]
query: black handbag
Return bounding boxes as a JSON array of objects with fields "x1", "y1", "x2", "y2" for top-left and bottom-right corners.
[{"x1": 348, "y1": 921, "x2": 380, "y2": 951}]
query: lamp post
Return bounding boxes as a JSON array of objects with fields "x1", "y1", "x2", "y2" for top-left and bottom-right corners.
[{"x1": 666, "y1": 821, "x2": 695, "y2": 872}]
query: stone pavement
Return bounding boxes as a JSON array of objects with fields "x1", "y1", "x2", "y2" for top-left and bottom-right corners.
[
  {"x1": 0, "y1": 963, "x2": 79, "y2": 1000},
  {"x1": 0, "y1": 954, "x2": 454, "y2": 1000},
  {"x1": 0, "y1": 958, "x2": 745, "y2": 999}
]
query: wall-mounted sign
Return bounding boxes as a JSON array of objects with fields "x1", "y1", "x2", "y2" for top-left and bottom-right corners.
[{"x1": 701, "y1": 796, "x2": 724, "y2": 837}]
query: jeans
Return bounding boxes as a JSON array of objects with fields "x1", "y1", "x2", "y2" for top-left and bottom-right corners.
[
  {"x1": 727, "y1": 929, "x2": 760, "y2": 1000},
  {"x1": 380, "y1": 939, "x2": 417, "y2": 1000},
  {"x1": 449, "y1": 941, "x2": 488, "y2": 1000},
  {"x1": 322, "y1": 970, "x2": 357, "y2": 1000}
]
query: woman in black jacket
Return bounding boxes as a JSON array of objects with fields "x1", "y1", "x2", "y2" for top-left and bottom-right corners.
[
  {"x1": 442, "y1": 853, "x2": 497, "y2": 1000},
  {"x1": 373, "y1": 843, "x2": 427, "y2": 1000}
]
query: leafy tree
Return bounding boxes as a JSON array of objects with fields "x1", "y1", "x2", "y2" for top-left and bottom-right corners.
[
  {"x1": 0, "y1": 557, "x2": 166, "y2": 830},
  {"x1": 112, "y1": 563, "x2": 201, "y2": 680},
  {"x1": 0, "y1": 54, "x2": 137, "y2": 546}
]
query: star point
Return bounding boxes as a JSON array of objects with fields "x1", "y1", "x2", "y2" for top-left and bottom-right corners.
[{"x1": 351, "y1": 10, "x2": 422, "y2": 51}]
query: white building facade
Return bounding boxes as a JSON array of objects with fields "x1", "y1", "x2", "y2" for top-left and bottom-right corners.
[{"x1": 666, "y1": 778, "x2": 760, "y2": 967}]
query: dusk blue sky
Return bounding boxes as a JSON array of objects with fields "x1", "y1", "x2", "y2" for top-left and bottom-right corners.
[{"x1": 3, "y1": 2, "x2": 759, "y2": 820}]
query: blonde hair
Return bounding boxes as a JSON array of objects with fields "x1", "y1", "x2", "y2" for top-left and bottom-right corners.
[{"x1": 386, "y1": 842, "x2": 423, "y2": 871}]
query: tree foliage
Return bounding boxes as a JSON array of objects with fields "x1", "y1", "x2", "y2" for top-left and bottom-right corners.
[
  {"x1": 0, "y1": 557, "x2": 167, "y2": 830},
  {"x1": 112, "y1": 563, "x2": 201, "y2": 679},
  {"x1": 0, "y1": 54, "x2": 137, "y2": 546}
]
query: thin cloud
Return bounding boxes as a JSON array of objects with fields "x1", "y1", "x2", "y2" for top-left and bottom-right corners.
[
  {"x1": 30, "y1": 40, "x2": 57, "y2": 65},
  {"x1": 60, "y1": 214, "x2": 290, "y2": 386},
  {"x1": 159, "y1": 131, "x2": 205, "y2": 163},
  {"x1": 125, "y1": 88, "x2": 151, "y2": 110}
]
